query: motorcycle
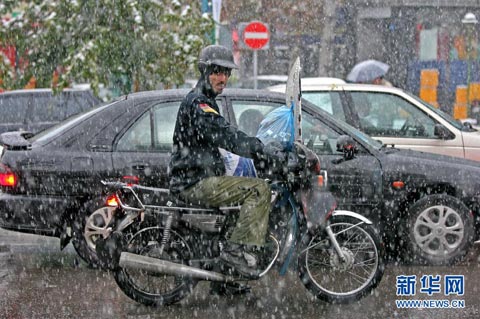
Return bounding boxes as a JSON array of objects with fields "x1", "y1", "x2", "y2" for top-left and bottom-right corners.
[{"x1": 96, "y1": 141, "x2": 385, "y2": 306}]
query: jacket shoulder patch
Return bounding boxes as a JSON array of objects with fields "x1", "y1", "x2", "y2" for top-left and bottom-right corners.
[{"x1": 198, "y1": 103, "x2": 219, "y2": 115}]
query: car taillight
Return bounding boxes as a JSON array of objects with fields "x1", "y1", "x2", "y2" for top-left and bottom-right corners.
[{"x1": 0, "y1": 164, "x2": 17, "y2": 187}]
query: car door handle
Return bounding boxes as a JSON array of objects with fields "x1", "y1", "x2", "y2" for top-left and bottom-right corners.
[{"x1": 132, "y1": 163, "x2": 149, "y2": 170}]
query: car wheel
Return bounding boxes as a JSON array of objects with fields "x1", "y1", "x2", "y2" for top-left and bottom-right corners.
[
  {"x1": 72, "y1": 198, "x2": 115, "y2": 268},
  {"x1": 405, "y1": 194, "x2": 474, "y2": 265}
]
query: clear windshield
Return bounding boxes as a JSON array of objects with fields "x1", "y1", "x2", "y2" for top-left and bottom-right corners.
[
  {"x1": 305, "y1": 104, "x2": 384, "y2": 150},
  {"x1": 333, "y1": 116, "x2": 384, "y2": 149}
]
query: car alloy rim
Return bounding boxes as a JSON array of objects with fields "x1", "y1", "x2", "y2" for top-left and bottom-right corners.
[
  {"x1": 413, "y1": 204, "x2": 464, "y2": 256},
  {"x1": 84, "y1": 207, "x2": 116, "y2": 250}
]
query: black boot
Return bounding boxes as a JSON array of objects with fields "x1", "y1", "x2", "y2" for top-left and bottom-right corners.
[
  {"x1": 209, "y1": 282, "x2": 252, "y2": 296},
  {"x1": 219, "y1": 243, "x2": 260, "y2": 278}
]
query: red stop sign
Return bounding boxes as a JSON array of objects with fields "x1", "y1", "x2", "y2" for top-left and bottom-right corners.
[{"x1": 243, "y1": 21, "x2": 269, "y2": 50}]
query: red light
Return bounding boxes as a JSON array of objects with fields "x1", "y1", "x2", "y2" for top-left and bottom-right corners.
[
  {"x1": 0, "y1": 165, "x2": 18, "y2": 187},
  {"x1": 106, "y1": 194, "x2": 119, "y2": 207},
  {"x1": 392, "y1": 181, "x2": 405, "y2": 190},
  {"x1": 122, "y1": 175, "x2": 139, "y2": 185},
  {"x1": 317, "y1": 175, "x2": 324, "y2": 187}
]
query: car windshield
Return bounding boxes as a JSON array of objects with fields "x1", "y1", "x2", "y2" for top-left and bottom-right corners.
[
  {"x1": 30, "y1": 101, "x2": 113, "y2": 144},
  {"x1": 336, "y1": 116, "x2": 384, "y2": 149},
  {"x1": 409, "y1": 93, "x2": 464, "y2": 130}
]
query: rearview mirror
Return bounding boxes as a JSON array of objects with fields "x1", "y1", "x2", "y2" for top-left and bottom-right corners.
[{"x1": 336, "y1": 135, "x2": 357, "y2": 160}]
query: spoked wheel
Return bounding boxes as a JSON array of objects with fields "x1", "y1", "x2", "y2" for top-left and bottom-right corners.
[
  {"x1": 114, "y1": 226, "x2": 197, "y2": 306},
  {"x1": 298, "y1": 216, "x2": 385, "y2": 304}
]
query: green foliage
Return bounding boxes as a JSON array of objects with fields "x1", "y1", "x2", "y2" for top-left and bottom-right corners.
[{"x1": 0, "y1": 0, "x2": 213, "y2": 96}]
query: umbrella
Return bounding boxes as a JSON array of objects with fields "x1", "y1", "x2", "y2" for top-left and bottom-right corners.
[{"x1": 346, "y1": 59, "x2": 390, "y2": 83}]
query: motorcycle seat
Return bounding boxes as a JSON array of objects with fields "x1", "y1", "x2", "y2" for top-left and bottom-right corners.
[
  {"x1": 165, "y1": 196, "x2": 241, "y2": 214},
  {"x1": 129, "y1": 184, "x2": 241, "y2": 214}
]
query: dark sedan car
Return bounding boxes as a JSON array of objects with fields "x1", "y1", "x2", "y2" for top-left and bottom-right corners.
[
  {"x1": 0, "y1": 89, "x2": 479, "y2": 266},
  {"x1": 0, "y1": 88, "x2": 102, "y2": 134}
]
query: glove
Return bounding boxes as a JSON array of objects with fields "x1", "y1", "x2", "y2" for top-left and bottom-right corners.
[
  {"x1": 261, "y1": 141, "x2": 287, "y2": 174},
  {"x1": 249, "y1": 139, "x2": 287, "y2": 174},
  {"x1": 263, "y1": 141, "x2": 286, "y2": 158}
]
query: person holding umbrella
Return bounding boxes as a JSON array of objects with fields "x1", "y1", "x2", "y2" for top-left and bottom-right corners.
[{"x1": 347, "y1": 59, "x2": 393, "y2": 86}]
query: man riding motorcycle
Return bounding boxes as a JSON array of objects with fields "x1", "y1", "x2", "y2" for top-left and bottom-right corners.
[{"x1": 168, "y1": 45, "x2": 284, "y2": 295}]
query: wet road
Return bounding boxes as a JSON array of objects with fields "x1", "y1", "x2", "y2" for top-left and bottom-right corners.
[{"x1": 0, "y1": 228, "x2": 479, "y2": 319}]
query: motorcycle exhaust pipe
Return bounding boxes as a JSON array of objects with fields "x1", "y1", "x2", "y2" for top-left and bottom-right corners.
[{"x1": 119, "y1": 252, "x2": 235, "y2": 283}]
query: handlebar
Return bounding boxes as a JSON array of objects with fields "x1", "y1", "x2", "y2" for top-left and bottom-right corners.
[
  {"x1": 258, "y1": 141, "x2": 321, "y2": 189},
  {"x1": 285, "y1": 141, "x2": 320, "y2": 175}
]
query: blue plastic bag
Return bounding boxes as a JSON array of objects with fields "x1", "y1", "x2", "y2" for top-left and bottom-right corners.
[
  {"x1": 256, "y1": 104, "x2": 294, "y2": 151},
  {"x1": 219, "y1": 148, "x2": 257, "y2": 177}
]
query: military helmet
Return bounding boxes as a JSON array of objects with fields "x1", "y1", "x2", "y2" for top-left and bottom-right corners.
[{"x1": 198, "y1": 45, "x2": 238, "y2": 71}]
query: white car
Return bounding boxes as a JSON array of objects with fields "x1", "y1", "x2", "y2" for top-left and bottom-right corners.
[
  {"x1": 268, "y1": 76, "x2": 346, "y2": 90},
  {"x1": 269, "y1": 81, "x2": 480, "y2": 161},
  {"x1": 232, "y1": 74, "x2": 289, "y2": 89}
]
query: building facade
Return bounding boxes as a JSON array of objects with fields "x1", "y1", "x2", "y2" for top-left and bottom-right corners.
[{"x1": 220, "y1": 0, "x2": 480, "y2": 110}]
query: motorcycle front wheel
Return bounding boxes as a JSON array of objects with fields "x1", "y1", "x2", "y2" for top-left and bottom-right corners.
[
  {"x1": 298, "y1": 215, "x2": 385, "y2": 304},
  {"x1": 114, "y1": 226, "x2": 198, "y2": 306}
]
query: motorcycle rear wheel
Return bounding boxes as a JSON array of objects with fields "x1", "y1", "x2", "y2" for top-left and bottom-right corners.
[
  {"x1": 298, "y1": 215, "x2": 385, "y2": 304},
  {"x1": 114, "y1": 226, "x2": 197, "y2": 306}
]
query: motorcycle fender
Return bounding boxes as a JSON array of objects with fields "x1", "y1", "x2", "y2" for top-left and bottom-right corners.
[{"x1": 331, "y1": 210, "x2": 373, "y2": 225}]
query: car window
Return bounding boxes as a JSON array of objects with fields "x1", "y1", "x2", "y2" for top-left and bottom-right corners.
[
  {"x1": 231, "y1": 101, "x2": 279, "y2": 136},
  {"x1": 6, "y1": 91, "x2": 99, "y2": 127},
  {"x1": 410, "y1": 94, "x2": 464, "y2": 130},
  {"x1": 302, "y1": 111, "x2": 343, "y2": 155},
  {"x1": 30, "y1": 95, "x2": 65, "y2": 123},
  {"x1": 153, "y1": 103, "x2": 180, "y2": 151},
  {"x1": 116, "y1": 110, "x2": 152, "y2": 151},
  {"x1": 302, "y1": 91, "x2": 346, "y2": 122},
  {"x1": 116, "y1": 101, "x2": 180, "y2": 152},
  {"x1": 351, "y1": 92, "x2": 437, "y2": 138},
  {"x1": 30, "y1": 92, "x2": 98, "y2": 123},
  {"x1": 0, "y1": 95, "x2": 30, "y2": 123},
  {"x1": 65, "y1": 92, "x2": 98, "y2": 117},
  {"x1": 231, "y1": 100, "x2": 346, "y2": 155}
]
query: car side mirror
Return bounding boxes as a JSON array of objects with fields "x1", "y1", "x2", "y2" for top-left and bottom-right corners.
[
  {"x1": 434, "y1": 124, "x2": 451, "y2": 140},
  {"x1": 336, "y1": 135, "x2": 357, "y2": 160}
]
